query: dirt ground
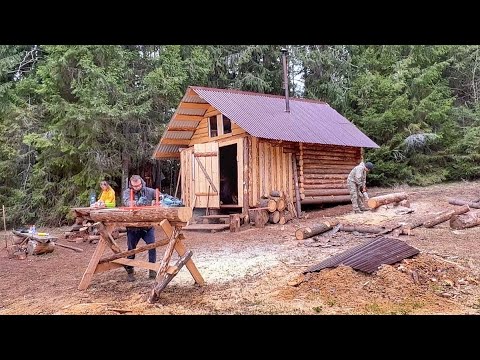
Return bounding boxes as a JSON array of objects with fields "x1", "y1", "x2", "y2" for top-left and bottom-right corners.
[{"x1": 2, "y1": 180, "x2": 480, "y2": 315}]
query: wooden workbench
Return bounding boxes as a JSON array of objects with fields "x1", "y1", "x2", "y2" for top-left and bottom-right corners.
[{"x1": 75, "y1": 206, "x2": 205, "y2": 303}]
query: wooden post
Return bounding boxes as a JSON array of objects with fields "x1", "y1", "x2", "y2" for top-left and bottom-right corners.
[
  {"x1": 243, "y1": 136, "x2": 250, "y2": 217},
  {"x1": 230, "y1": 214, "x2": 241, "y2": 232},
  {"x1": 292, "y1": 156, "x2": 302, "y2": 218},
  {"x1": 2, "y1": 205, "x2": 6, "y2": 248},
  {"x1": 174, "y1": 170, "x2": 181, "y2": 199}
]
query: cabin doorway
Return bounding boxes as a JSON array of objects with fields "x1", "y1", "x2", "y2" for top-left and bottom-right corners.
[
  {"x1": 219, "y1": 144, "x2": 238, "y2": 205},
  {"x1": 218, "y1": 138, "x2": 244, "y2": 209}
]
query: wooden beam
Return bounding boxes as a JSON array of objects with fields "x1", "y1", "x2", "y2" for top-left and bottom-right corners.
[
  {"x1": 78, "y1": 238, "x2": 108, "y2": 290},
  {"x1": 194, "y1": 152, "x2": 218, "y2": 157},
  {"x1": 153, "y1": 152, "x2": 181, "y2": 159},
  {"x1": 179, "y1": 102, "x2": 210, "y2": 109},
  {"x1": 172, "y1": 115, "x2": 204, "y2": 121}
]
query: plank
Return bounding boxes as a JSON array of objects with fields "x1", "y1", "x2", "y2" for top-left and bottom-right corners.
[
  {"x1": 78, "y1": 238, "x2": 108, "y2": 290},
  {"x1": 183, "y1": 224, "x2": 230, "y2": 231}
]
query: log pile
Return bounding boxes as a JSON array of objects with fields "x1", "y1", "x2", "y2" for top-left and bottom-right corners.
[
  {"x1": 65, "y1": 217, "x2": 126, "y2": 244},
  {"x1": 249, "y1": 190, "x2": 296, "y2": 228},
  {"x1": 294, "y1": 203, "x2": 474, "y2": 242}
]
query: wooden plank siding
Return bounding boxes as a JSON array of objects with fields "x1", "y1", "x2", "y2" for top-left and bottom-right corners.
[
  {"x1": 248, "y1": 139, "x2": 294, "y2": 207},
  {"x1": 180, "y1": 147, "x2": 193, "y2": 208}
]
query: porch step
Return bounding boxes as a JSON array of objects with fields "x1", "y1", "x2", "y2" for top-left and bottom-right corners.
[
  {"x1": 183, "y1": 224, "x2": 230, "y2": 232},
  {"x1": 198, "y1": 215, "x2": 230, "y2": 219}
]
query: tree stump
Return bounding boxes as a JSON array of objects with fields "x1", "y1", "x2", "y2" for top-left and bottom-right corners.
[{"x1": 26, "y1": 240, "x2": 55, "y2": 255}]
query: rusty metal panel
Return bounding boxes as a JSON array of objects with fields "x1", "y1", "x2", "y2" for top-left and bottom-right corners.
[
  {"x1": 164, "y1": 130, "x2": 194, "y2": 139},
  {"x1": 304, "y1": 237, "x2": 419, "y2": 274}
]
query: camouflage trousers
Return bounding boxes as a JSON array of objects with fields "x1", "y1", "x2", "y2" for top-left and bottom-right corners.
[{"x1": 347, "y1": 181, "x2": 367, "y2": 211}]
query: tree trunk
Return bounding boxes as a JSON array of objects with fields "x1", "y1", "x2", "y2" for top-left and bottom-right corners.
[
  {"x1": 90, "y1": 207, "x2": 193, "y2": 224},
  {"x1": 367, "y1": 192, "x2": 408, "y2": 209},
  {"x1": 423, "y1": 205, "x2": 470, "y2": 228},
  {"x1": 448, "y1": 198, "x2": 480, "y2": 209},
  {"x1": 295, "y1": 220, "x2": 339, "y2": 240},
  {"x1": 450, "y1": 210, "x2": 480, "y2": 229}
]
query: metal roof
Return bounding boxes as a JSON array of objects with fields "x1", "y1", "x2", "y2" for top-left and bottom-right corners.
[
  {"x1": 153, "y1": 86, "x2": 379, "y2": 159},
  {"x1": 304, "y1": 237, "x2": 419, "y2": 274},
  {"x1": 191, "y1": 86, "x2": 379, "y2": 148}
]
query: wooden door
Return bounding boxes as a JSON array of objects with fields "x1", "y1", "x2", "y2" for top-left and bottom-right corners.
[
  {"x1": 193, "y1": 143, "x2": 220, "y2": 208},
  {"x1": 180, "y1": 147, "x2": 194, "y2": 207}
]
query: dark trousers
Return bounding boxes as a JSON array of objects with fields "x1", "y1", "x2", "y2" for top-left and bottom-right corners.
[{"x1": 125, "y1": 227, "x2": 156, "y2": 272}]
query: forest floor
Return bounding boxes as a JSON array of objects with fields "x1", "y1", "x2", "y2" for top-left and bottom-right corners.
[{"x1": 2, "y1": 180, "x2": 480, "y2": 315}]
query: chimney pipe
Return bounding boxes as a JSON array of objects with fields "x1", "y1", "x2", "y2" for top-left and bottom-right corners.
[{"x1": 281, "y1": 48, "x2": 290, "y2": 113}]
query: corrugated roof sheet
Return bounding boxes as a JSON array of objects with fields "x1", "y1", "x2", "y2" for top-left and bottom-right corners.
[
  {"x1": 304, "y1": 237, "x2": 419, "y2": 274},
  {"x1": 191, "y1": 86, "x2": 379, "y2": 148}
]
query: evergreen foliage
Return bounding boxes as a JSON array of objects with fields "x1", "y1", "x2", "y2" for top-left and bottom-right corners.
[{"x1": 1, "y1": 45, "x2": 480, "y2": 226}]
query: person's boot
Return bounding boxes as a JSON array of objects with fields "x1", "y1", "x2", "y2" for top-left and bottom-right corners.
[
  {"x1": 149, "y1": 270, "x2": 157, "y2": 279},
  {"x1": 126, "y1": 267, "x2": 135, "y2": 282}
]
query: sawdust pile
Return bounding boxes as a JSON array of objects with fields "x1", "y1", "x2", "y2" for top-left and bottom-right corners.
[{"x1": 279, "y1": 254, "x2": 480, "y2": 314}]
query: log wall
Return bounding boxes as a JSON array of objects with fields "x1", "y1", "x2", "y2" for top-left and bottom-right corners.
[{"x1": 283, "y1": 142, "x2": 362, "y2": 205}]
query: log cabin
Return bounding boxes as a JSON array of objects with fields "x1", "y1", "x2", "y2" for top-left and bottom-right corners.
[{"x1": 152, "y1": 86, "x2": 379, "y2": 216}]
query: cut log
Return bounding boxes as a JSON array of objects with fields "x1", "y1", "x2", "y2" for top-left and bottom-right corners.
[
  {"x1": 55, "y1": 242, "x2": 84, "y2": 252},
  {"x1": 268, "y1": 211, "x2": 280, "y2": 224},
  {"x1": 367, "y1": 192, "x2": 408, "y2": 209},
  {"x1": 450, "y1": 210, "x2": 480, "y2": 229},
  {"x1": 229, "y1": 214, "x2": 241, "y2": 232},
  {"x1": 300, "y1": 195, "x2": 351, "y2": 205},
  {"x1": 448, "y1": 199, "x2": 480, "y2": 209},
  {"x1": 339, "y1": 224, "x2": 385, "y2": 234},
  {"x1": 423, "y1": 205, "x2": 470, "y2": 228},
  {"x1": 279, "y1": 211, "x2": 294, "y2": 225},
  {"x1": 70, "y1": 224, "x2": 83, "y2": 231},
  {"x1": 259, "y1": 198, "x2": 277, "y2": 212},
  {"x1": 303, "y1": 189, "x2": 350, "y2": 197},
  {"x1": 90, "y1": 206, "x2": 193, "y2": 224},
  {"x1": 26, "y1": 240, "x2": 55, "y2": 255},
  {"x1": 295, "y1": 220, "x2": 339, "y2": 240}
]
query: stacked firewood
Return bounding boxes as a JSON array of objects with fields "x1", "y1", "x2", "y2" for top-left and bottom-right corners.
[
  {"x1": 248, "y1": 190, "x2": 296, "y2": 228},
  {"x1": 65, "y1": 218, "x2": 126, "y2": 243}
]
